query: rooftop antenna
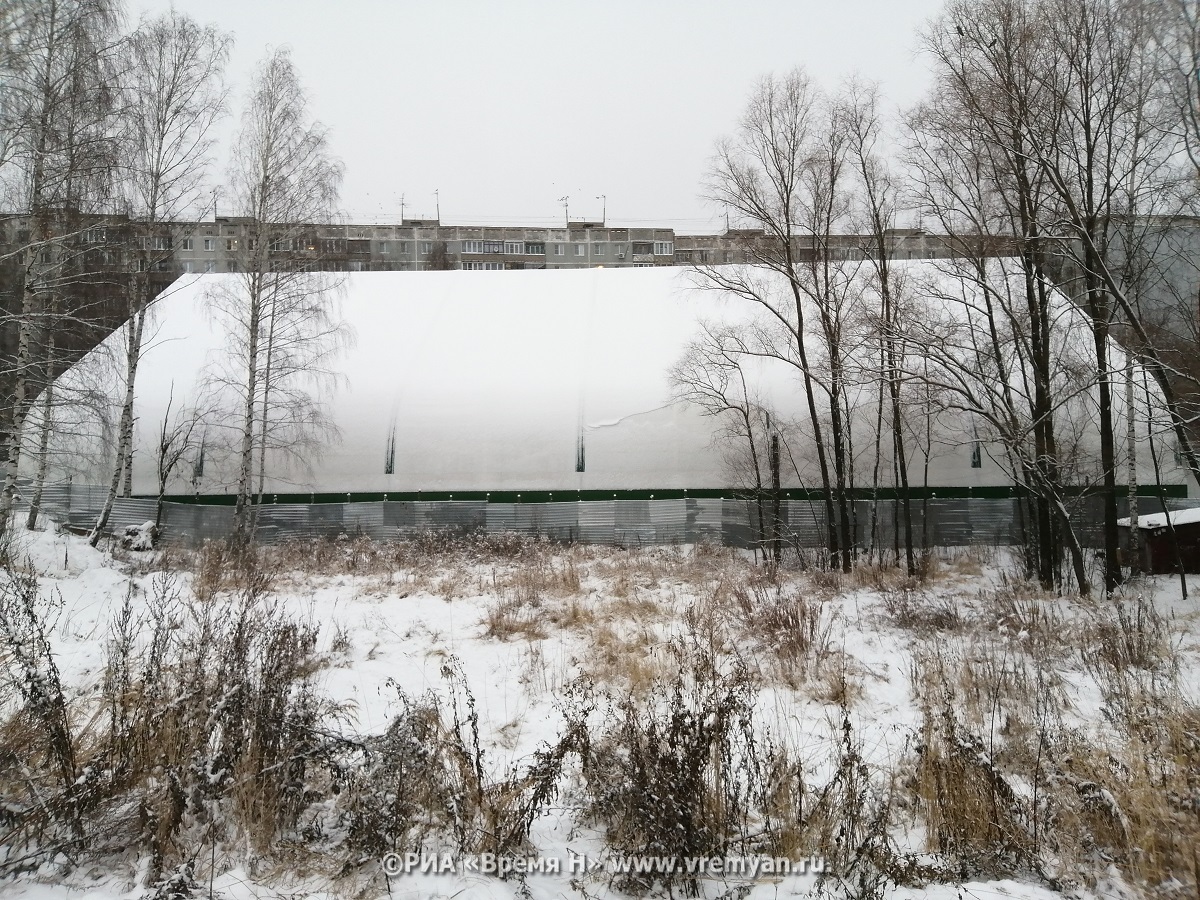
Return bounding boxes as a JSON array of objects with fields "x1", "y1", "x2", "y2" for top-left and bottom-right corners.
[
  {"x1": 558, "y1": 195, "x2": 569, "y2": 226},
  {"x1": 596, "y1": 194, "x2": 606, "y2": 226},
  {"x1": 434, "y1": 189, "x2": 440, "y2": 222},
  {"x1": 399, "y1": 193, "x2": 405, "y2": 222}
]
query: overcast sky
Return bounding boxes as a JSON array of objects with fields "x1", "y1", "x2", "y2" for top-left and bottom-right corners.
[{"x1": 133, "y1": 0, "x2": 949, "y2": 233}]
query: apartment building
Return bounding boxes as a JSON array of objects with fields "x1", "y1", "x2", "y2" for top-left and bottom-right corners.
[
  {"x1": 672, "y1": 228, "x2": 1017, "y2": 265},
  {"x1": 167, "y1": 218, "x2": 680, "y2": 274},
  {"x1": 3, "y1": 210, "x2": 1016, "y2": 284}
]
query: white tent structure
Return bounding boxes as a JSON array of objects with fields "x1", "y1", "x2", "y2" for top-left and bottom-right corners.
[{"x1": 29, "y1": 263, "x2": 1195, "y2": 503}]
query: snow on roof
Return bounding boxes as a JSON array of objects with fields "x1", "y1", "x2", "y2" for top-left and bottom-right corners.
[
  {"x1": 41, "y1": 259, "x2": 1187, "y2": 498},
  {"x1": 63, "y1": 266, "x2": 809, "y2": 494},
  {"x1": 1117, "y1": 506, "x2": 1200, "y2": 529}
]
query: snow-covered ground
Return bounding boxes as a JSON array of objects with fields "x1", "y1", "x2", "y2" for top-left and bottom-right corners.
[{"x1": 2, "y1": 523, "x2": 1198, "y2": 900}]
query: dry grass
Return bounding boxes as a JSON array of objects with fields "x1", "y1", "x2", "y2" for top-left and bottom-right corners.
[
  {"x1": 901, "y1": 576, "x2": 1200, "y2": 898},
  {"x1": 1078, "y1": 699, "x2": 1200, "y2": 892},
  {"x1": 0, "y1": 556, "x2": 345, "y2": 891},
  {"x1": 581, "y1": 642, "x2": 777, "y2": 895},
  {"x1": 729, "y1": 577, "x2": 841, "y2": 691},
  {"x1": 337, "y1": 659, "x2": 591, "y2": 865},
  {"x1": 912, "y1": 696, "x2": 1039, "y2": 879},
  {"x1": 4, "y1": 530, "x2": 1199, "y2": 899},
  {"x1": 880, "y1": 585, "x2": 965, "y2": 633},
  {"x1": 582, "y1": 623, "x2": 678, "y2": 694},
  {"x1": 483, "y1": 594, "x2": 551, "y2": 641}
]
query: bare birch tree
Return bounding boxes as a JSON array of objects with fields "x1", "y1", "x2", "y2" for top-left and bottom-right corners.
[
  {"x1": 912, "y1": 0, "x2": 1092, "y2": 589},
  {"x1": 219, "y1": 47, "x2": 345, "y2": 546},
  {"x1": 1021, "y1": 0, "x2": 1181, "y2": 591},
  {"x1": 87, "y1": 9, "x2": 229, "y2": 545},
  {"x1": 840, "y1": 79, "x2": 918, "y2": 575},
  {"x1": 670, "y1": 321, "x2": 777, "y2": 561},
  {"x1": 705, "y1": 70, "x2": 863, "y2": 570},
  {"x1": 0, "y1": 0, "x2": 123, "y2": 544},
  {"x1": 152, "y1": 382, "x2": 209, "y2": 527}
]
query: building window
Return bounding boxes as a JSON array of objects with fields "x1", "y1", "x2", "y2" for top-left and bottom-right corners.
[
  {"x1": 592, "y1": 243, "x2": 604, "y2": 256},
  {"x1": 653, "y1": 241, "x2": 674, "y2": 256},
  {"x1": 247, "y1": 238, "x2": 257, "y2": 251},
  {"x1": 421, "y1": 241, "x2": 433, "y2": 254},
  {"x1": 204, "y1": 261, "x2": 216, "y2": 273},
  {"x1": 379, "y1": 242, "x2": 389, "y2": 255},
  {"x1": 504, "y1": 241, "x2": 523, "y2": 254},
  {"x1": 574, "y1": 244, "x2": 585, "y2": 257},
  {"x1": 526, "y1": 242, "x2": 545, "y2": 255},
  {"x1": 180, "y1": 238, "x2": 193, "y2": 251},
  {"x1": 226, "y1": 238, "x2": 238, "y2": 251},
  {"x1": 462, "y1": 240, "x2": 484, "y2": 254},
  {"x1": 204, "y1": 238, "x2": 215, "y2": 251},
  {"x1": 483, "y1": 241, "x2": 503, "y2": 253},
  {"x1": 84, "y1": 227, "x2": 106, "y2": 243},
  {"x1": 183, "y1": 261, "x2": 194, "y2": 273},
  {"x1": 397, "y1": 242, "x2": 409, "y2": 254},
  {"x1": 554, "y1": 244, "x2": 565, "y2": 256},
  {"x1": 462, "y1": 260, "x2": 504, "y2": 271}
]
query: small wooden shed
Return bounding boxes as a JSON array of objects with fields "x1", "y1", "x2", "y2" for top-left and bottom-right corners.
[{"x1": 1117, "y1": 507, "x2": 1200, "y2": 574}]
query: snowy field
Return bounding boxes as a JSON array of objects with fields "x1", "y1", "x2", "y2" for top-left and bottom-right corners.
[{"x1": 1, "y1": 524, "x2": 1198, "y2": 900}]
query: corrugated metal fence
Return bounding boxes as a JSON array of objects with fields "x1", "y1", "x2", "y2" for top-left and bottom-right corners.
[{"x1": 22, "y1": 480, "x2": 1200, "y2": 549}]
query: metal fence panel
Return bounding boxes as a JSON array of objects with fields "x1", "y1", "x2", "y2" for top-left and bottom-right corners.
[
  {"x1": 649, "y1": 499, "x2": 687, "y2": 544},
  {"x1": 784, "y1": 500, "x2": 828, "y2": 548},
  {"x1": 577, "y1": 500, "x2": 616, "y2": 543},
  {"x1": 686, "y1": 498, "x2": 724, "y2": 544},
  {"x1": 18, "y1": 479, "x2": 1160, "y2": 551},
  {"x1": 160, "y1": 502, "x2": 236, "y2": 543}
]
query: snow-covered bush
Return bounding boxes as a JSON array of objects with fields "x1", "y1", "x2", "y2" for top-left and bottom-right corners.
[
  {"x1": 337, "y1": 660, "x2": 591, "y2": 861},
  {"x1": 121, "y1": 522, "x2": 157, "y2": 551}
]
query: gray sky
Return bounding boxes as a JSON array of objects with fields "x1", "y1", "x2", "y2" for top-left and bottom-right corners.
[{"x1": 133, "y1": 0, "x2": 948, "y2": 232}]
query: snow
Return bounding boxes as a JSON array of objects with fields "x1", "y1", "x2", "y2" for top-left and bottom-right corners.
[
  {"x1": 120, "y1": 521, "x2": 157, "y2": 551},
  {"x1": 37, "y1": 262, "x2": 1193, "y2": 500},
  {"x1": 1117, "y1": 505, "x2": 1200, "y2": 529},
  {"x1": 2, "y1": 525, "x2": 1197, "y2": 900}
]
